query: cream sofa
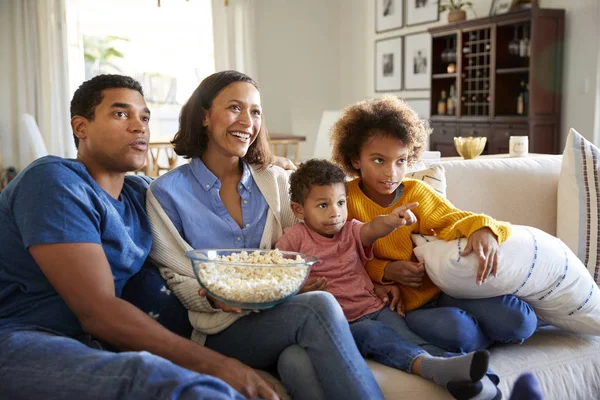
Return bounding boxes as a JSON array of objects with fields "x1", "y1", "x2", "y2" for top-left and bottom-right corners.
[{"x1": 368, "y1": 155, "x2": 600, "y2": 400}]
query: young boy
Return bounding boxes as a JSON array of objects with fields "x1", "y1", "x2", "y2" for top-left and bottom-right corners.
[{"x1": 276, "y1": 159, "x2": 500, "y2": 400}]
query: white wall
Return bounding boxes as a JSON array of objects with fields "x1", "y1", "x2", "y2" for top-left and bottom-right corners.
[
  {"x1": 253, "y1": 0, "x2": 600, "y2": 160},
  {"x1": 253, "y1": 0, "x2": 341, "y2": 161}
]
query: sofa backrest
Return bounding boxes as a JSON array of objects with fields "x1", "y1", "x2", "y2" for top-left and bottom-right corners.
[{"x1": 438, "y1": 155, "x2": 562, "y2": 236}]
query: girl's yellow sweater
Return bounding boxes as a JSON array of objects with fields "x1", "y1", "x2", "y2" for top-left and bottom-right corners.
[{"x1": 347, "y1": 178, "x2": 512, "y2": 311}]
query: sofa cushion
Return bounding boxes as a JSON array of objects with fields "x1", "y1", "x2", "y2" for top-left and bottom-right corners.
[
  {"x1": 411, "y1": 225, "x2": 600, "y2": 335},
  {"x1": 439, "y1": 155, "x2": 562, "y2": 236},
  {"x1": 368, "y1": 326, "x2": 600, "y2": 399},
  {"x1": 557, "y1": 128, "x2": 600, "y2": 285},
  {"x1": 405, "y1": 164, "x2": 446, "y2": 198}
]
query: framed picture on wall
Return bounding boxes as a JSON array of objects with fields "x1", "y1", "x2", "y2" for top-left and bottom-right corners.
[
  {"x1": 489, "y1": 0, "x2": 514, "y2": 15},
  {"x1": 403, "y1": 32, "x2": 431, "y2": 90},
  {"x1": 376, "y1": 0, "x2": 404, "y2": 33},
  {"x1": 375, "y1": 36, "x2": 403, "y2": 92},
  {"x1": 406, "y1": 0, "x2": 439, "y2": 26},
  {"x1": 402, "y1": 98, "x2": 430, "y2": 119}
]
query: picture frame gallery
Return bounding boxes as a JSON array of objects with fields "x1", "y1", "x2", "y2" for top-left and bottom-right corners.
[{"x1": 375, "y1": 36, "x2": 403, "y2": 92}]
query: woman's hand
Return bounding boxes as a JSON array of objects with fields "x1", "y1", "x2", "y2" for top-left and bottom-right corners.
[
  {"x1": 272, "y1": 156, "x2": 297, "y2": 171},
  {"x1": 298, "y1": 277, "x2": 327, "y2": 293},
  {"x1": 383, "y1": 260, "x2": 425, "y2": 288},
  {"x1": 207, "y1": 357, "x2": 281, "y2": 400},
  {"x1": 373, "y1": 283, "x2": 404, "y2": 316},
  {"x1": 460, "y1": 227, "x2": 499, "y2": 285},
  {"x1": 198, "y1": 289, "x2": 244, "y2": 313}
]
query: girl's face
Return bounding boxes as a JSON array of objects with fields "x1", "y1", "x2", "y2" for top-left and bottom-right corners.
[
  {"x1": 351, "y1": 134, "x2": 408, "y2": 207},
  {"x1": 203, "y1": 82, "x2": 262, "y2": 159}
]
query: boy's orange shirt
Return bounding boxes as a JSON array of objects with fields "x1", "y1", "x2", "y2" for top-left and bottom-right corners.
[{"x1": 347, "y1": 178, "x2": 512, "y2": 312}]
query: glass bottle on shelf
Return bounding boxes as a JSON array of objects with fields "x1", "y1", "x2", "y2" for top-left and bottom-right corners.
[
  {"x1": 447, "y1": 85, "x2": 456, "y2": 116},
  {"x1": 438, "y1": 90, "x2": 447, "y2": 115},
  {"x1": 519, "y1": 28, "x2": 530, "y2": 58},
  {"x1": 523, "y1": 82, "x2": 529, "y2": 115},
  {"x1": 517, "y1": 81, "x2": 525, "y2": 115},
  {"x1": 509, "y1": 26, "x2": 520, "y2": 56}
]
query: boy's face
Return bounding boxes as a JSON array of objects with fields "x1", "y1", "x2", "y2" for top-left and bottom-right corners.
[
  {"x1": 351, "y1": 134, "x2": 408, "y2": 207},
  {"x1": 291, "y1": 183, "x2": 348, "y2": 238}
]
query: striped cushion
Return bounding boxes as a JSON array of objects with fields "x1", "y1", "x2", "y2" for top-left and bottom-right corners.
[
  {"x1": 405, "y1": 164, "x2": 446, "y2": 198},
  {"x1": 557, "y1": 128, "x2": 600, "y2": 285}
]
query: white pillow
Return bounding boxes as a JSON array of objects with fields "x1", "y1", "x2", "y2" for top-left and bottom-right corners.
[
  {"x1": 412, "y1": 225, "x2": 600, "y2": 335},
  {"x1": 557, "y1": 128, "x2": 600, "y2": 285},
  {"x1": 405, "y1": 164, "x2": 446, "y2": 198}
]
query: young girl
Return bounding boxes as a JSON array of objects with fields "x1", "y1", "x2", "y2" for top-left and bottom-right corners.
[
  {"x1": 276, "y1": 159, "x2": 500, "y2": 400},
  {"x1": 329, "y1": 95, "x2": 538, "y2": 354}
]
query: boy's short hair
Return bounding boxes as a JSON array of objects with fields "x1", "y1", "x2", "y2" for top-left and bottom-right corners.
[
  {"x1": 70, "y1": 74, "x2": 144, "y2": 149},
  {"x1": 289, "y1": 159, "x2": 347, "y2": 204},
  {"x1": 330, "y1": 95, "x2": 431, "y2": 177}
]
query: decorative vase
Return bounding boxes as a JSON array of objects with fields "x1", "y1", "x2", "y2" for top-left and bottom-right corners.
[{"x1": 448, "y1": 9, "x2": 467, "y2": 23}]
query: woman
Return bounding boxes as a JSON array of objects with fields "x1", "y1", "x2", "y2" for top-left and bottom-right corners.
[{"x1": 147, "y1": 70, "x2": 384, "y2": 400}]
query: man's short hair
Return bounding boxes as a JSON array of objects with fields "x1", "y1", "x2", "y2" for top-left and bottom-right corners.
[
  {"x1": 70, "y1": 74, "x2": 144, "y2": 149},
  {"x1": 289, "y1": 159, "x2": 347, "y2": 205}
]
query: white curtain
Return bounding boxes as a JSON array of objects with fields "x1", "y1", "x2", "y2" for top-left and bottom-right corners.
[
  {"x1": 211, "y1": 0, "x2": 258, "y2": 80},
  {"x1": 594, "y1": 2, "x2": 600, "y2": 147},
  {"x1": 2, "y1": 0, "x2": 74, "y2": 170}
]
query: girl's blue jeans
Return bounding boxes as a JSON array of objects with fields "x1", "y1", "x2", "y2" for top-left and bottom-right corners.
[{"x1": 405, "y1": 293, "x2": 538, "y2": 353}]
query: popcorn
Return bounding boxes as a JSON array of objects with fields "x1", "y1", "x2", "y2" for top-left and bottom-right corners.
[{"x1": 197, "y1": 250, "x2": 309, "y2": 304}]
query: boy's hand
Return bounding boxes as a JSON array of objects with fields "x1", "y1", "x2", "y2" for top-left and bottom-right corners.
[
  {"x1": 383, "y1": 260, "x2": 425, "y2": 288},
  {"x1": 460, "y1": 227, "x2": 499, "y2": 285},
  {"x1": 361, "y1": 202, "x2": 419, "y2": 247},
  {"x1": 373, "y1": 283, "x2": 405, "y2": 316},
  {"x1": 388, "y1": 202, "x2": 419, "y2": 227},
  {"x1": 298, "y1": 277, "x2": 327, "y2": 293}
]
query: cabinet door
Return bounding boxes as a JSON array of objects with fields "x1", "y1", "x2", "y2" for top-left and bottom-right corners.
[
  {"x1": 457, "y1": 123, "x2": 490, "y2": 138},
  {"x1": 429, "y1": 122, "x2": 458, "y2": 157},
  {"x1": 491, "y1": 124, "x2": 528, "y2": 154}
]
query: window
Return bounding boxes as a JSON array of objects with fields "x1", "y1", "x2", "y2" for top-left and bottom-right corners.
[{"x1": 66, "y1": 0, "x2": 214, "y2": 141}]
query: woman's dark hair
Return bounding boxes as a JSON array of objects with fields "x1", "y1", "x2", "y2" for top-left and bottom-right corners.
[
  {"x1": 330, "y1": 95, "x2": 431, "y2": 178},
  {"x1": 172, "y1": 70, "x2": 273, "y2": 166},
  {"x1": 70, "y1": 74, "x2": 143, "y2": 148},
  {"x1": 289, "y1": 159, "x2": 347, "y2": 204}
]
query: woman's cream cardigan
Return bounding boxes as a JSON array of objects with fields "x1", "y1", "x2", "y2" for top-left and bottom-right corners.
[{"x1": 146, "y1": 164, "x2": 296, "y2": 345}]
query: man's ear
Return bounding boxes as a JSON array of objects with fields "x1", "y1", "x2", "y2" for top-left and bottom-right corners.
[
  {"x1": 290, "y1": 202, "x2": 304, "y2": 220},
  {"x1": 351, "y1": 158, "x2": 361, "y2": 170},
  {"x1": 71, "y1": 116, "x2": 88, "y2": 143}
]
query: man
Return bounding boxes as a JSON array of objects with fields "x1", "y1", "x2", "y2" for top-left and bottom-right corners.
[{"x1": 0, "y1": 74, "x2": 278, "y2": 400}]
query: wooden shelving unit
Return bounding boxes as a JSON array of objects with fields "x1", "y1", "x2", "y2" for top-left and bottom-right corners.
[{"x1": 427, "y1": 6, "x2": 564, "y2": 156}]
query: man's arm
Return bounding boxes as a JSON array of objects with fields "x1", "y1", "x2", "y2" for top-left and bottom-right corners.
[{"x1": 29, "y1": 242, "x2": 278, "y2": 400}]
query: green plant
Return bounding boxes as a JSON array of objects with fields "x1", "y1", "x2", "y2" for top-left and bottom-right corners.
[
  {"x1": 439, "y1": 0, "x2": 475, "y2": 13},
  {"x1": 83, "y1": 35, "x2": 129, "y2": 78}
]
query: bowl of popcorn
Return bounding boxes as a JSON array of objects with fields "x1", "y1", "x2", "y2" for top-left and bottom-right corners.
[{"x1": 186, "y1": 249, "x2": 319, "y2": 310}]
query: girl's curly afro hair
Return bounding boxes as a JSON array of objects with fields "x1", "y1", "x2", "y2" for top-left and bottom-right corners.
[{"x1": 330, "y1": 95, "x2": 431, "y2": 178}]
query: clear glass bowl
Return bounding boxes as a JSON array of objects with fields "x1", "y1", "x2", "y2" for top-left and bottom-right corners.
[{"x1": 186, "y1": 249, "x2": 319, "y2": 310}]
